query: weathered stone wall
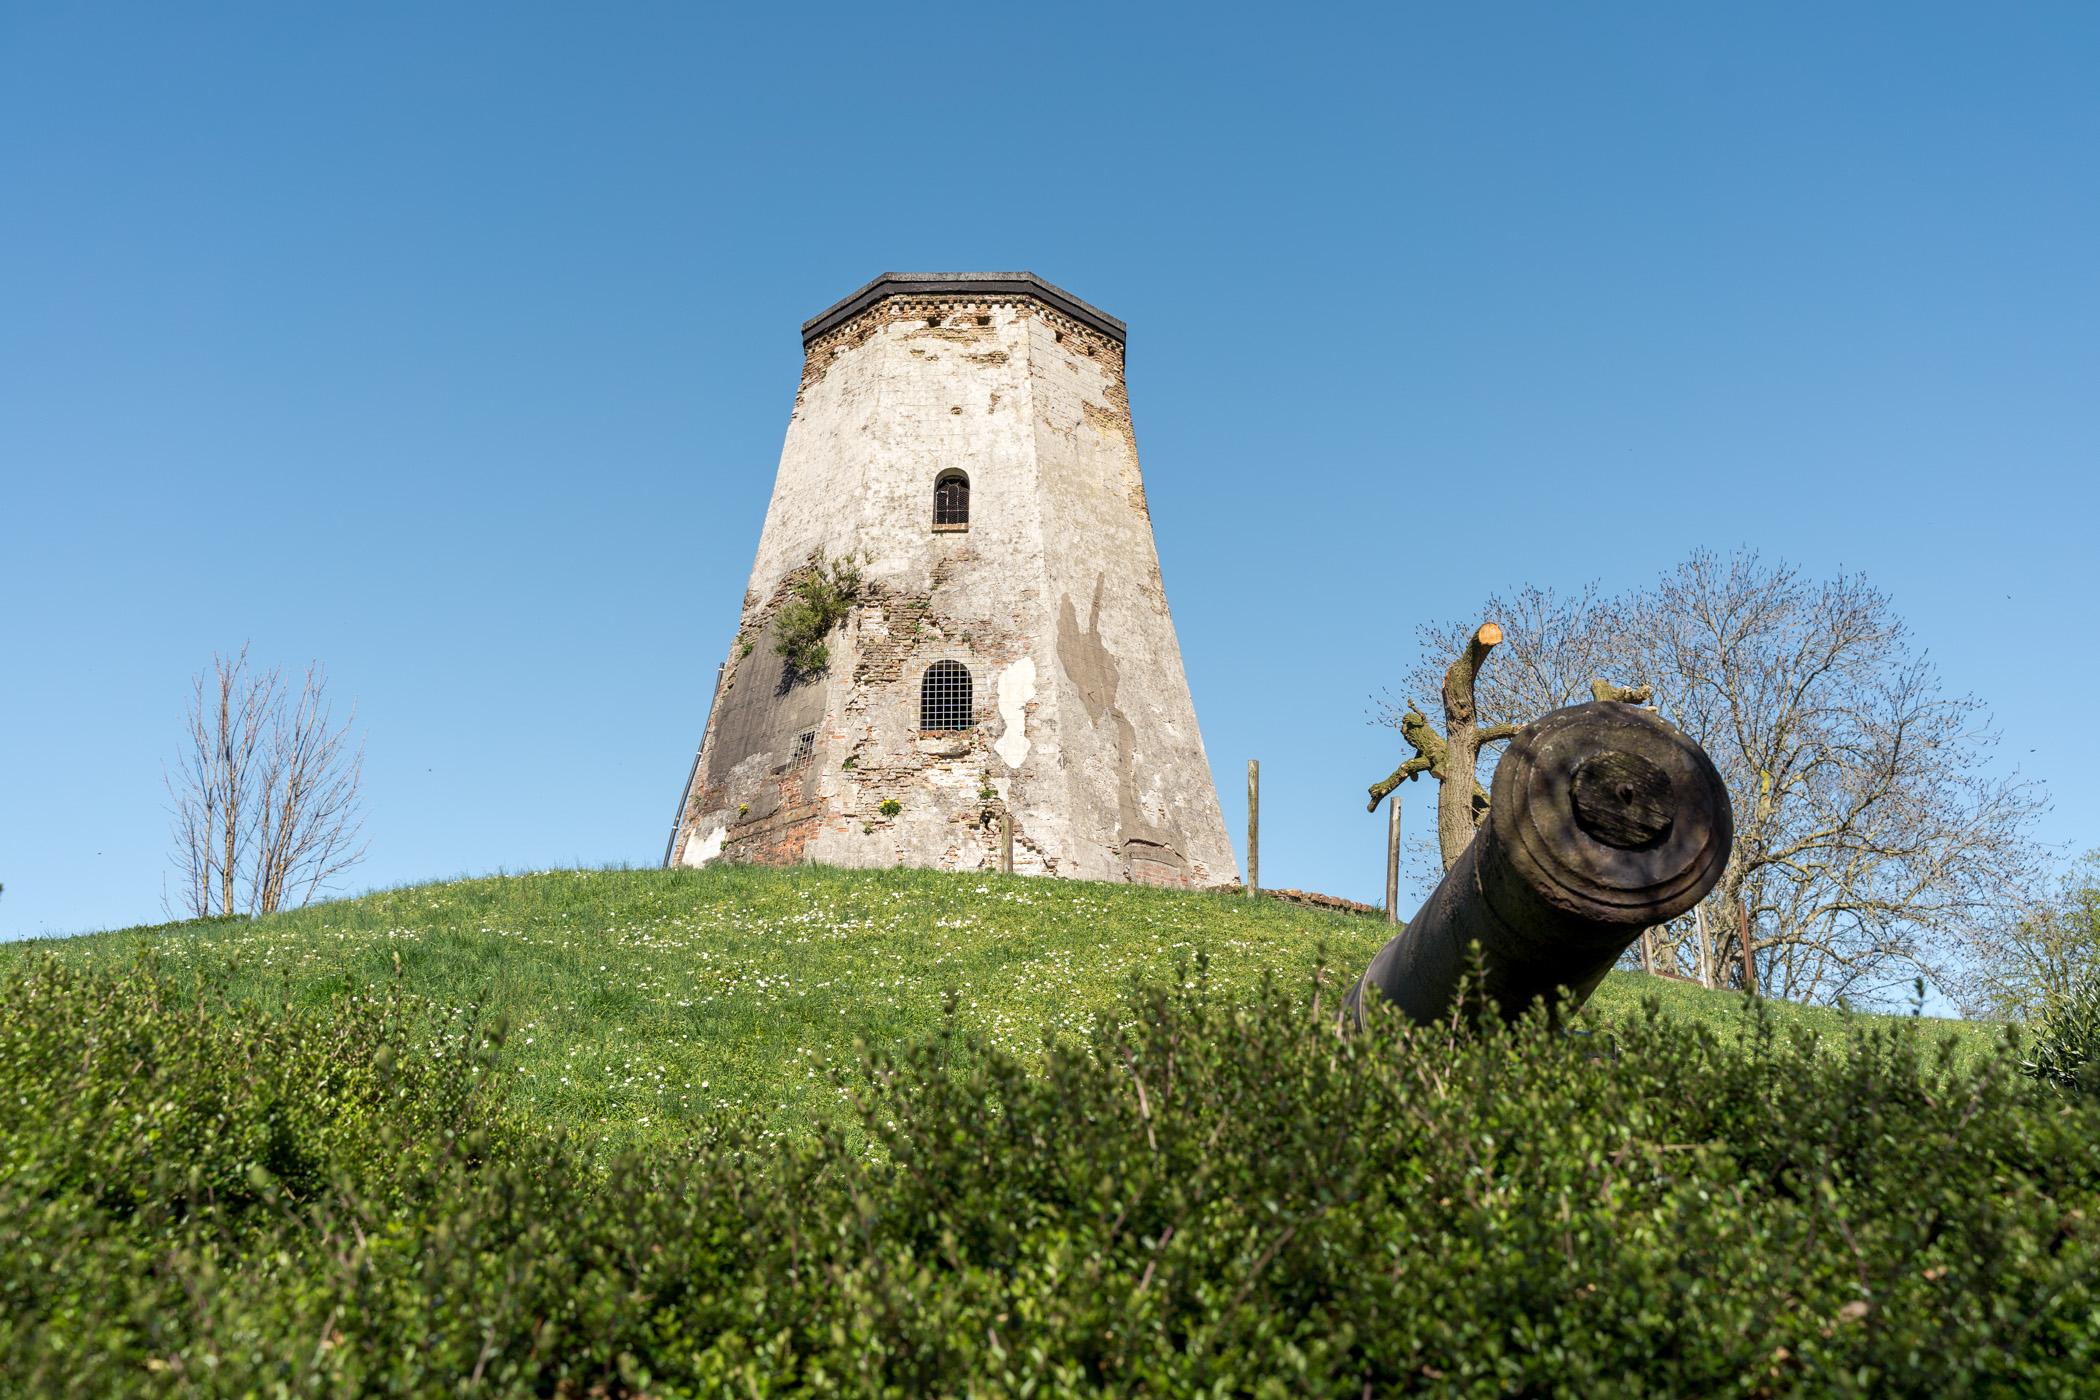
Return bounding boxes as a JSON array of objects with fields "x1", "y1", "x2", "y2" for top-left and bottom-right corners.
[
  {"x1": 1025, "y1": 311, "x2": 1235, "y2": 886},
  {"x1": 670, "y1": 277, "x2": 1237, "y2": 889}
]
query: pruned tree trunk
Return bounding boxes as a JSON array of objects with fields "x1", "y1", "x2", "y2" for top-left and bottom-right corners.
[
  {"x1": 1370, "y1": 622, "x2": 1655, "y2": 873},
  {"x1": 1367, "y1": 623, "x2": 1509, "y2": 870},
  {"x1": 1434, "y1": 623, "x2": 1510, "y2": 868}
]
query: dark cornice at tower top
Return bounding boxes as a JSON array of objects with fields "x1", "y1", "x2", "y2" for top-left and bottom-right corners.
[{"x1": 800, "y1": 272, "x2": 1127, "y2": 348}]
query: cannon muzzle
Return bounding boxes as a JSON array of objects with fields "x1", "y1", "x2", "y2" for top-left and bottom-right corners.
[{"x1": 1344, "y1": 701, "x2": 1733, "y2": 1028}]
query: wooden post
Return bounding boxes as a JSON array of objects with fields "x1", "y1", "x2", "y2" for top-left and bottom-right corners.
[
  {"x1": 1694, "y1": 902, "x2": 1714, "y2": 989},
  {"x1": 1738, "y1": 893, "x2": 1757, "y2": 995},
  {"x1": 1246, "y1": 759, "x2": 1260, "y2": 897},
  {"x1": 1000, "y1": 809, "x2": 1013, "y2": 875},
  {"x1": 1385, "y1": 794, "x2": 1402, "y2": 924}
]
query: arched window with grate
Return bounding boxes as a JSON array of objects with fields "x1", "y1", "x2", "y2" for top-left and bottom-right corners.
[
  {"x1": 920, "y1": 661, "x2": 974, "y2": 730},
  {"x1": 933, "y1": 471, "x2": 970, "y2": 530}
]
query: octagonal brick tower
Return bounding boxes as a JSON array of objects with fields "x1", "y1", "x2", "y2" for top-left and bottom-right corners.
[{"x1": 665, "y1": 272, "x2": 1237, "y2": 887}]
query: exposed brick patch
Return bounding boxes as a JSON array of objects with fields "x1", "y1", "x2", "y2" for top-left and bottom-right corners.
[
  {"x1": 1260, "y1": 888, "x2": 1387, "y2": 919},
  {"x1": 799, "y1": 294, "x2": 1123, "y2": 404}
]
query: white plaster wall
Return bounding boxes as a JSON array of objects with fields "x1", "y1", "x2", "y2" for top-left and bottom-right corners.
[
  {"x1": 1025, "y1": 317, "x2": 1239, "y2": 886},
  {"x1": 748, "y1": 328, "x2": 888, "y2": 600},
  {"x1": 806, "y1": 302, "x2": 1072, "y2": 873}
]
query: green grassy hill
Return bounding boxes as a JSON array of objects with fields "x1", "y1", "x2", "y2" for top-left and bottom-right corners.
[{"x1": 9, "y1": 865, "x2": 1994, "y2": 1148}]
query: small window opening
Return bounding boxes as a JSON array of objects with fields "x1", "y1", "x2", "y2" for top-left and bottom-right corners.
[
  {"x1": 791, "y1": 730, "x2": 816, "y2": 770},
  {"x1": 975, "y1": 313, "x2": 990, "y2": 326},
  {"x1": 920, "y1": 661, "x2": 974, "y2": 731},
  {"x1": 933, "y1": 471, "x2": 970, "y2": 529}
]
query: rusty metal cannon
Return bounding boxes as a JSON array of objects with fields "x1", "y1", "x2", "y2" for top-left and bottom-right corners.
[{"x1": 1343, "y1": 700, "x2": 1733, "y2": 1029}]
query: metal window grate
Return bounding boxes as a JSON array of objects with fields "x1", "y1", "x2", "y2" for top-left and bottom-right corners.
[
  {"x1": 920, "y1": 661, "x2": 974, "y2": 730},
  {"x1": 790, "y1": 730, "x2": 816, "y2": 770},
  {"x1": 933, "y1": 472, "x2": 970, "y2": 527}
]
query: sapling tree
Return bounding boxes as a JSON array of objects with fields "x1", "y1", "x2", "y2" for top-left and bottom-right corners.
[{"x1": 166, "y1": 647, "x2": 366, "y2": 918}]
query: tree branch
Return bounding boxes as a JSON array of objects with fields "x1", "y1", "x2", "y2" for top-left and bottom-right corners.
[
  {"x1": 1443, "y1": 623, "x2": 1503, "y2": 728},
  {"x1": 1367, "y1": 755, "x2": 1433, "y2": 812},
  {"x1": 1589, "y1": 678, "x2": 1653, "y2": 705}
]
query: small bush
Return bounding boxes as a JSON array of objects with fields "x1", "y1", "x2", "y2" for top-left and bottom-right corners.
[
  {"x1": 0, "y1": 956, "x2": 508, "y2": 1392},
  {"x1": 2024, "y1": 967, "x2": 2100, "y2": 1096},
  {"x1": 773, "y1": 552, "x2": 861, "y2": 676},
  {"x1": 879, "y1": 797, "x2": 902, "y2": 817}
]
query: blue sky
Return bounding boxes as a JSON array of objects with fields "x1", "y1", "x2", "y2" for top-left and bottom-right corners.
[{"x1": 3, "y1": 2, "x2": 2095, "y2": 939}]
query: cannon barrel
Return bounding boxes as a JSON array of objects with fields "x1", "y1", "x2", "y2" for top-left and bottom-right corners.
[{"x1": 1344, "y1": 701, "x2": 1734, "y2": 1028}]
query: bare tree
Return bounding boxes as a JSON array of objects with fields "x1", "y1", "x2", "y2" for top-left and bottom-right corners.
[
  {"x1": 167, "y1": 647, "x2": 274, "y2": 918},
  {"x1": 1377, "y1": 550, "x2": 2047, "y2": 1005},
  {"x1": 166, "y1": 649, "x2": 366, "y2": 918}
]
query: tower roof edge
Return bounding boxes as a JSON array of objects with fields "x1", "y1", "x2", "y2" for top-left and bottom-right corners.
[{"x1": 800, "y1": 272, "x2": 1126, "y2": 347}]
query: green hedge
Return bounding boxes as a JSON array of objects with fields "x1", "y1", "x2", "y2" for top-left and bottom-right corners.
[{"x1": 2, "y1": 955, "x2": 2095, "y2": 1396}]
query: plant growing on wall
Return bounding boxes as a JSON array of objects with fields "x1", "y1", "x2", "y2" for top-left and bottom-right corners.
[{"x1": 774, "y1": 552, "x2": 863, "y2": 676}]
